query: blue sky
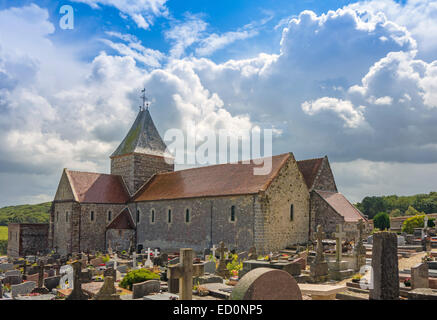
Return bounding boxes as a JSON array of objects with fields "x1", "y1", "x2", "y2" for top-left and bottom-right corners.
[{"x1": 1, "y1": 0, "x2": 437, "y2": 207}]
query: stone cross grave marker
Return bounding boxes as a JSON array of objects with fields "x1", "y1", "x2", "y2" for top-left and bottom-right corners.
[
  {"x1": 211, "y1": 244, "x2": 217, "y2": 258},
  {"x1": 66, "y1": 261, "x2": 89, "y2": 300},
  {"x1": 108, "y1": 240, "x2": 113, "y2": 256},
  {"x1": 334, "y1": 224, "x2": 346, "y2": 263},
  {"x1": 354, "y1": 220, "x2": 366, "y2": 272},
  {"x1": 314, "y1": 225, "x2": 325, "y2": 263},
  {"x1": 60, "y1": 264, "x2": 74, "y2": 289},
  {"x1": 167, "y1": 248, "x2": 204, "y2": 300},
  {"x1": 216, "y1": 241, "x2": 230, "y2": 278},
  {"x1": 92, "y1": 276, "x2": 120, "y2": 300},
  {"x1": 32, "y1": 260, "x2": 49, "y2": 294},
  {"x1": 132, "y1": 252, "x2": 137, "y2": 270},
  {"x1": 144, "y1": 248, "x2": 153, "y2": 268}
]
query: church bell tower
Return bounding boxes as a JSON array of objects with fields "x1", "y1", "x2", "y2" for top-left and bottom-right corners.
[{"x1": 110, "y1": 90, "x2": 174, "y2": 195}]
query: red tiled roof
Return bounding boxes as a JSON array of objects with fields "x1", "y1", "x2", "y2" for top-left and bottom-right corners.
[
  {"x1": 134, "y1": 153, "x2": 291, "y2": 201},
  {"x1": 297, "y1": 158, "x2": 324, "y2": 190},
  {"x1": 316, "y1": 190, "x2": 366, "y2": 222},
  {"x1": 106, "y1": 207, "x2": 135, "y2": 229},
  {"x1": 66, "y1": 170, "x2": 129, "y2": 204}
]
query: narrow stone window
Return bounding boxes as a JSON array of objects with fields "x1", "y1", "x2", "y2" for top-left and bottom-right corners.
[
  {"x1": 168, "y1": 209, "x2": 172, "y2": 224},
  {"x1": 231, "y1": 206, "x2": 236, "y2": 222},
  {"x1": 66, "y1": 211, "x2": 69, "y2": 223},
  {"x1": 290, "y1": 204, "x2": 294, "y2": 221},
  {"x1": 151, "y1": 209, "x2": 155, "y2": 223},
  {"x1": 136, "y1": 210, "x2": 140, "y2": 223},
  {"x1": 90, "y1": 211, "x2": 95, "y2": 221},
  {"x1": 56, "y1": 211, "x2": 59, "y2": 222},
  {"x1": 108, "y1": 211, "x2": 112, "y2": 221},
  {"x1": 185, "y1": 208, "x2": 190, "y2": 223}
]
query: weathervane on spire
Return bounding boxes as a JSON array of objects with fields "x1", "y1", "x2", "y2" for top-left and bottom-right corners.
[{"x1": 140, "y1": 88, "x2": 150, "y2": 111}]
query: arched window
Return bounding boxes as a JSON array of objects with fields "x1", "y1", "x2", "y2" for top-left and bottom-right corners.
[
  {"x1": 230, "y1": 206, "x2": 236, "y2": 222},
  {"x1": 151, "y1": 209, "x2": 155, "y2": 223},
  {"x1": 290, "y1": 204, "x2": 294, "y2": 221},
  {"x1": 90, "y1": 211, "x2": 95, "y2": 221},
  {"x1": 185, "y1": 208, "x2": 190, "y2": 223},
  {"x1": 168, "y1": 209, "x2": 172, "y2": 223},
  {"x1": 108, "y1": 211, "x2": 112, "y2": 221},
  {"x1": 136, "y1": 210, "x2": 140, "y2": 223}
]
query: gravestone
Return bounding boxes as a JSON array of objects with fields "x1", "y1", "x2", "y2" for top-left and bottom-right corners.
[
  {"x1": 60, "y1": 265, "x2": 74, "y2": 289},
  {"x1": 203, "y1": 260, "x2": 216, "y2": 274},
  {"x1": 238, "y1": 251, "x2": 248, "y2": 262},
  {"x1": 32, "y1": 260, "x2": 49, "y2": 294},
  {"x1": 0, "y1": 263, "x2": 14, "y2": 272},
  {"x1": 248, "y1": 247, "x2": 257, "y2": 260},
  {"x1": 411, "y1": 263, "x2": 429, "y2": 289},
  {"x1": 211, "y1": 244, "x2": 217, "y2": 258},
  {"x1": 5, "y1": 274, "x2": 22, "y2": 285},
  {"x1": 169, "y1": 257, "x2": 179, "y2": 265},
  {"x1": 11, "y1": 281, "x2": 36, "y2": 298},
  {"x1": 354, "y1": 220, "x2": 367, "y2": 272},
  {"x1": 66, "y1": 261, "x2": 89, "y2": 300},
  {"x1": 132, "y1": 252, "x2": 138, "y2": 269},
  {"x1": 90, "y1": 257, "x2": 103, "y2": 267},
  {"x1": 133, "y1": 280, "x2": 160, "y2": 299},
  {"x1": 117, "y1": 264, "x2": 128, "y2": 274},
  {"x1": 310, "y1": 225, "x2": 329, "y2": 282},
  {"x1": 167, "y1": 248, "x2": 204, "y2": 300},
  {"x1": 369, "y1": 232, "x2": 399, "y2": 300},
  {"x1": 92, "y1": 276, "x2": 120, "y2": 300},
  {"x1": 397, "y1": 235, "x2": 406, "y2": 246},
  {"x1": 5, "y1": 270, "x2": 21, "y2": 277},
  {"x1": 231, "y1": 268, "x2": 302, "y2": 300},
  {"x1": 104, "y1": 267, "x2": 116, "y2": 281},
  {"x1": 216, "y1": 242, "x2": 230, "y2": 278},
  {"x1": 44, "y1": 275, "x2": 61, "y2": 291}
]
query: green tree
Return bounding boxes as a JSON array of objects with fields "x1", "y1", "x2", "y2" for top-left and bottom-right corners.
[
  {"x1": 373, "y1": 212, "x2": 390, "y2": 230},
  {"x1": 389, "y1": 209, "x2": 401, "y2": 217},
  {"x1": 404, "y1": 206, "x2": 421, "y2": 216},
  {"x1": 402, "y1": 215, "x2": 425, "y2": 234}
]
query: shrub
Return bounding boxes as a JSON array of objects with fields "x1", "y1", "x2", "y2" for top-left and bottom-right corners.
[
  {"x1": 373, "y1": 212, "x2": 390, "y2": 230},
  {"x1": 226, "y1": 254, "x2": 242, "y2": 274},
  {"x1": 102, "y1": 254, "x2": 110, "y2": 263},
  {"x1": 119, "y1": 268, "x2": 160, "y2": 290},
  {"x1": 0, "y1": 240, "x2": 7, "y2": 255},
  {"x1": 402, "y1": 214, "x2": 426, "y2": 234}
]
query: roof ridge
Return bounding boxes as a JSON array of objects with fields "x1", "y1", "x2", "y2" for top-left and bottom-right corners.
[
  {"x1": 153, "y1": 153, "x2": 291, "y2": 176},
  {"x1": 296, "y1": 157, "x2": 324, "y2": 163}
]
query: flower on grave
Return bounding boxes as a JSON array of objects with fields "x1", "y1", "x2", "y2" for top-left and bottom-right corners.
[{"x1": 404, "y1": 278, "x2": 411, "y2": 287}]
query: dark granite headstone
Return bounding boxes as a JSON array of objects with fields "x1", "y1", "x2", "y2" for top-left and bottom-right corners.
[{"x1": 369, "y1": 232, "x2": 399, "y2": 300}]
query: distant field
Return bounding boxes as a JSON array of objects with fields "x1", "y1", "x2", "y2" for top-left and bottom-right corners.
[{"x1": 0, "y1": 226, "x2": 7, "y2": 240}]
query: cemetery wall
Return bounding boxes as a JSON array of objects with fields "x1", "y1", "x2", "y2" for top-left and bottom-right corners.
[
  {"x1": 7, "y1": 223, "x2": 48, "y2": 257},
  {"x1": 310, "y1": 191, "x2": 344, "y2": 238},
  {"x1": 111, "y1": 153, "x2": 173, "y2": 195},
  {"x1": 7, "y1": 223, "x2": 20, "y2": 257},
  {"x1": 257, "y1": 154, "x2": 310, "y2": 253},
  {"x1": 134, "y1": 194, "x2": 255, "y2": 252}
]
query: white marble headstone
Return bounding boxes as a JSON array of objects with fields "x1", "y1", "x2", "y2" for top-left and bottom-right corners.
[{"x1": 59, "y1": 265, "x2": 73, "y2": 290}]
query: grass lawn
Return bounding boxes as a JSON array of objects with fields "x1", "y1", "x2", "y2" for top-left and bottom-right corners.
[{"x1": 0, "y1": 226, "x2": 8, "y2": 241}]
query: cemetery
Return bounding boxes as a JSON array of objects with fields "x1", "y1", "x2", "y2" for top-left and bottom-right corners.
[{"x1": 2, "y1": 218, "x2": 437, "y2": 301}]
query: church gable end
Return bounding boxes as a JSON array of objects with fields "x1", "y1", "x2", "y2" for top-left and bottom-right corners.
[
  {"x1": 312, "y1": 156, "x2": 338, "y2": 192},
  {"x1": 54, "y1": 169, "x2": 76, "y2": 202}
]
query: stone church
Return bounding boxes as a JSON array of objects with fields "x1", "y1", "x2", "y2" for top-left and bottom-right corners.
[{"x1": 49, "y1": 105, "x2": 366, "y2": 255}]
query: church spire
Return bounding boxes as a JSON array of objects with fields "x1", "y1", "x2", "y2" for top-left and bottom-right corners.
[
  {"x1": 110, "y1": 89, "x2": 174, "y2": 195},
  {"x1": 111, "y1": 105, "x2": 169, "y2": 158}
]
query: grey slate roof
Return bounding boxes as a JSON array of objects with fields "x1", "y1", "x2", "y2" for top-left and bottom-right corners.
[{"x1": 111, "y1": 108, "x2": 169, "y2": 158}]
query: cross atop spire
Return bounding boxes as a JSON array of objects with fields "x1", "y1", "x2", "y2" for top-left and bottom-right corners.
[{"x1": 140, "y1": 88, "x2": 150, "y2": 111}]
